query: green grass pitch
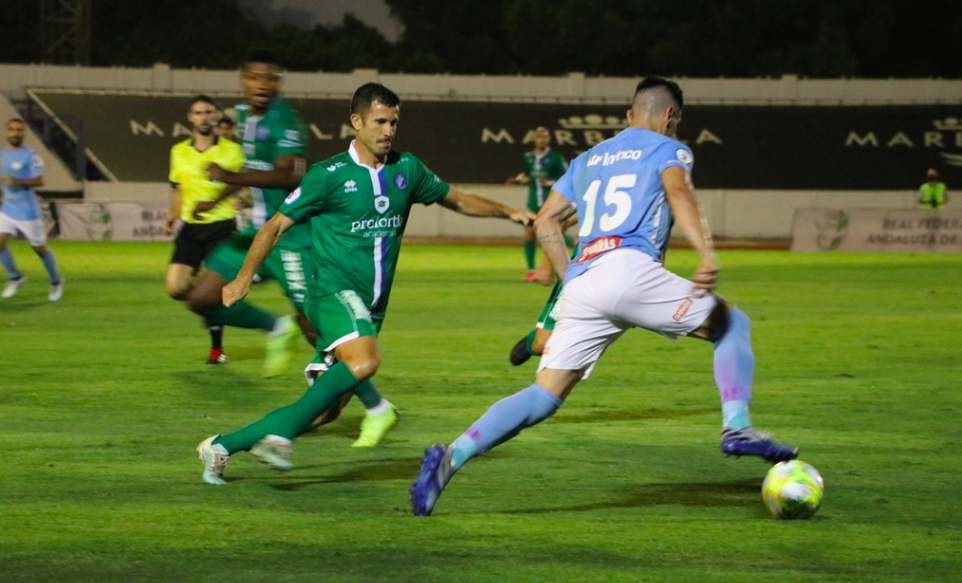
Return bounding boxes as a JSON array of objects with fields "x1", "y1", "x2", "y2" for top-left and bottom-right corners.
[{"x1": 0, "y1": 241, "x2": 959, "y2": 582}]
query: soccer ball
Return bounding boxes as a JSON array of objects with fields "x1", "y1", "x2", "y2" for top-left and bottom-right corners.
[{"x1": 762, "y1": 460, "x2": 824, "y2": 519}]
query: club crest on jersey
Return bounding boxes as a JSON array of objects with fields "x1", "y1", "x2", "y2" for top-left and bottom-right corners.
[
  {"x1": 574, "y1": 236, "x2": 622, "y2": 263},
  {"x1": 344, "y1": 180, "x2": 358, "y2": 193},
  {"x1": 394, "y1": 174, "x2": 408, "y2": 190},
  {"x1": 374, "y1": 195, "x2": 390, "y2": 214},
  {"x1": 255, "y1": 126, "x2": 270, "y2": 141},
  {"x1": 675, "y1": 149, "x2": 693, "y2": 166}
]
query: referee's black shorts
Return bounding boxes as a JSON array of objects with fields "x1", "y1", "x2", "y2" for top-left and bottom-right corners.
[{"x1": 170, "y1": 218, "x2": 236, "y2": 269}]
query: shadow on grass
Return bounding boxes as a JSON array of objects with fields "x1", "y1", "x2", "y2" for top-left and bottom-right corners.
[
  {"x1": 0, "y1": 298, "x2": 49, "y2": 313},
  {"x1": 554, "y1": 408, "x2": 715, "y2": 423},
  {"x1": 173, "y1": 368, "x2": 278, "y2": 405},
  {"x1": 494, "y1": 478, "x2": 761, "y2": 514},
  {"x1": 249, "y1": 456, "x2": 424, "y2": 491}
]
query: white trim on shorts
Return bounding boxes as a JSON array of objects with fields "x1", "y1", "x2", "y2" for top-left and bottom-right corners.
[
  {"x1": 303, "y1": 331, "x2": 361, "y2": 385},
  {"x1": 538, "y1": 248, "x2": 718, "y2": 379},
  {"x1": 0, "y1": 213, "x2": 46, "y2": 246}
]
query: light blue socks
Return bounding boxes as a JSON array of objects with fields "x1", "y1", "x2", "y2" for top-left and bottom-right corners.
[
  {"x1": 713, "y1": 308, "x2": 754, "y2": 430},
  {"x1": 0, "y1": 248, "x2": 21, "y2": 279},
  {"x1": 40, "y1": 251, "x2": 61, "y2": 284},
  {"x1": 450, "y1": 384, "x2": 562, "y2": 470}
]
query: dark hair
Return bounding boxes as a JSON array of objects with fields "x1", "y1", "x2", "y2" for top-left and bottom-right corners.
[
  {"x1": 217, "y1": 115, "x2": 235, "y2": 127},
  {"x1": 6, "y1": 117, "x2": 24, "y2": 126},
  {"x1": 188, "y1": 94, "x2": 216, "y2": 112},
  {"x1": 350, "y1": 83, "x2": 400, "y2": 115},
  {"x1": 634, "y1": 76, "x2": 684, "y2": 109},
  {"x1": 244, "y1": 47, "x2": 282, "y2": 69}
]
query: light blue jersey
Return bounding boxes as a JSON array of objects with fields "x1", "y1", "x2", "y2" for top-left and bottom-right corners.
[
  {"x1": 554, "y1": 127, "x2": 693, "y2": 281},
  {"x1": 1, "y1": 146, "x2": 45, "y2": 221}
]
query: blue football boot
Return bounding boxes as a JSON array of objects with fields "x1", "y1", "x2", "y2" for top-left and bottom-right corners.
[{"x1": 720, "y1": 428, "x2": 799, "y2": 463}]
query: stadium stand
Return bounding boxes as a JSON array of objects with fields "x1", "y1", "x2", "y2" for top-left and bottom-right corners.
[{"x1": 2, "y1": 64, "x2": 960, "y2": 240}]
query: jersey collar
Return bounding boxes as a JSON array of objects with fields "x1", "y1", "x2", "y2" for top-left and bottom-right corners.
[{"x1": 348, "y1": 140, "x2": 383, "y2": 170}]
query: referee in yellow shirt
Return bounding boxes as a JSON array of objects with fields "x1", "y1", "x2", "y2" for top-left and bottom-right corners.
[{"x1": 165, "y1": 95, "x2": 245, "y2": 364}]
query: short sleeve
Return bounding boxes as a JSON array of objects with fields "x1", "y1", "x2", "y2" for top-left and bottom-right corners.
[
  {"x1": 658, "y1": 143, "x2": 694, "y2": 174},
  {"x1": 28, "y1": 152, "x2": 44, "y2": 178},
  {"x1": 409, "y1": 155, "x2": 451, "y2": 206},
  {"x1": 168, "y1": 145, "x2": 180, "y2": 184},
  {"x1": 274, "y1": 114, "x2": 308, "y2": 158},
  {"x1": 225, "y1": 143, "x2": 245, "y2": 173},
  {"x1": 553, "y1": 164, "x2": 576, "y2": 203},
  {"x1": 281, "y1": 165, "x2": 327, "y2": 223},
  {"x1": 549, "y1": 153, "x2": 568, "y2": 179}
]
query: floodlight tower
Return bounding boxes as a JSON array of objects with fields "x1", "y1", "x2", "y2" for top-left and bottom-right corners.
[{"x1": 40, "y1": 0, "x2": 92, "y2": 65}]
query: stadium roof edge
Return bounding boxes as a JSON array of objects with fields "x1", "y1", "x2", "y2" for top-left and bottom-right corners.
[{"x1": 2, "y1": 63, "x2": 960, "y2": 106}]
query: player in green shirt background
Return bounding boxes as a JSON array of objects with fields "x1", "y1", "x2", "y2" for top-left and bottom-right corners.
[
  {"x1": 506, "y1": 126, "x2": 568, "y2": 283},
  {"x1": 184, "y1": 48, "x2": 313, "y2": 380},
  {"x1": 196, "y1": 82, "x2": 533, "y2": 484}
]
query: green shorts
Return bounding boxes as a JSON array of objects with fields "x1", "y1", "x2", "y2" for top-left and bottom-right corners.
[
  {"x1": 205, "y1": 232, "x2": 313, "y2": 311},
  {"x1": 537, "y1": 279, "x2": 564, "y2": 331},
  {"x1": 305, "y1": 289, "x2": 384, "y2": 356}
]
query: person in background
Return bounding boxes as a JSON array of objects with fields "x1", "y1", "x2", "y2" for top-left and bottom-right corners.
[
  {"x1": 506, "y1": 126, "x2": 568, "y2": 284},
  {"x1": 918, "y1": 168, "x2": 947, "y2": 209},
  {"x1": 0, "y1": 118, "x2": 64, "y2": 301},
  {"x1": 165, "y1": 95, "x2": 245, "y2": 364},
  {"x1": 184, "y1": 48, "x2": 312, "y2": 379},
  {"x1": 216, "y1": 115, "x2": 238, "y2": 142}
]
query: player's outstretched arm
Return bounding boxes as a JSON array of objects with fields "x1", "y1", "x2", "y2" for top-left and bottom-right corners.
[
  {"x1": 207, "y1": 154, "x2": 306, "y2": 191},
  {"x1": 222, "y1": 212, "x2": 295, "y2": 307},
  {"x1": 662, "y1": 166, "x2": 718, "y2": 295},
  {"x1": 534, "y1": 190, "x2": 577, "y2": 280},
  {"x1": 438, "y1": 186, "x2": 534, "y2": 226}
]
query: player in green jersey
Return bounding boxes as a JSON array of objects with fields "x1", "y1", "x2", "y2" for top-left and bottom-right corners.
[
  {"x1": 184, "y1": 48, "x2": 313, "y2": 379},
  {"x1": 195, "y1": 82, "x2": 533, "y2": 484},
  {"x1": 507, "y1": 216, "x2": 580, "y2": 366},
  {"x1": 506, "y1": 126, "x2": 568, "y2": 283}
]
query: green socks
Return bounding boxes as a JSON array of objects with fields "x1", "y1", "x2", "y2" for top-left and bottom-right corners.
[
  {"x1": 204, "y1": 301, "x2": 276, "y2": 331},
  {"x1": 523, "y1": 240, "x2": 536, "y2": 270},
  {"x1": 354, "y1": 380, "x2": 384, "y2": 409},
  {"x1": 214, "y1": 362, "x2": 361, "y2": 453}
]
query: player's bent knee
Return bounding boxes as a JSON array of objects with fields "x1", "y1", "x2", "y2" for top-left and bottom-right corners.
[
  {"x1": 186, "y1": 292, "x2": 216, "y2": 314},
  {"x1": 345, "y1": 358, "x2": 380, "y2": 382},
  {"x1": 708, "y1": 303, "x2": 751, "y2": 343}
]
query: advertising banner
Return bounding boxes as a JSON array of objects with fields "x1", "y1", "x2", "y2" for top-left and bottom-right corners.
[
  {"x1": 791, "y1": 208, "x2": 962, "y2": 252},
  {"x1": 56, "y1": 202, "x2": 171, "y2": 241},
  {"x1": 31, "y1": 91, "x2": 962, "y2": 189}
]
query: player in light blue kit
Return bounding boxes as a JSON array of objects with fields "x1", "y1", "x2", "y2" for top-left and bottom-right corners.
[
  {"x1": 0, "y1": 118, "x2": 63, "y2": 301},
  {"x1": 412, "y1": 77, "x2": 799, "y2": 516}
]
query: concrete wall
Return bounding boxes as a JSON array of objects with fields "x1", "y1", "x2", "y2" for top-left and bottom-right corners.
[{"x1": 83, "y1": 181, "x2": 917, "y2": 239}]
